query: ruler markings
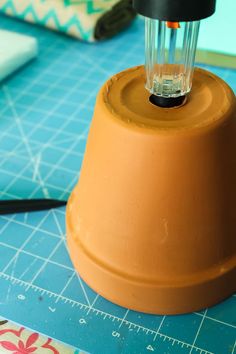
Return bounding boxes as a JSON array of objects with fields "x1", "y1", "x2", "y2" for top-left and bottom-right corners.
[
  {"x1": 0, "y1": 270, "x2": 213, "y2": 353},
  {"x1": 153, "y1": 315, "x2": 166, "y2": 341},
  {"x1": 55, "y1": 271, "x2": 76, "y2": 304},
  {"x1": 76, "y1": 274, "x2": 91, "y2": 307},
  {"x1": 119, "y1": 309, "x2": 129, "y2": 329},
  {"x1": 190, "y1": 310, "x2": 207, "y2": 354},
  {"x1": 87, "y1": 294, "x2": 99, "y2": 315}
]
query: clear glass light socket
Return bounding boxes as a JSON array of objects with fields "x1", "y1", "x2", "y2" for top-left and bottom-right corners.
[{"x1": 145, "y1": 18, "x2": 200, "y2": 99}]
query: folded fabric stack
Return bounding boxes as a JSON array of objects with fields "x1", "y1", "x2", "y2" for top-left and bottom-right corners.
[{"x1": 0, "y1": 0, "x2": 136, "y2": 42}]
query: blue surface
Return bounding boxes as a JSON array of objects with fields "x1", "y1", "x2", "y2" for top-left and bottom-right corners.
[{"x1": 0, "y1": 15, "x2": 235, "y2": 354}]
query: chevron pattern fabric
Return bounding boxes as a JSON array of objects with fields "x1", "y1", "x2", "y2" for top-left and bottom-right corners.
[{"x1": 0, "y1": 0, "x2": 121, "y2": 42}]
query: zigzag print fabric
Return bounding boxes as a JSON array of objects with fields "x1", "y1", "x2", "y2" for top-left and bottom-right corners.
[{"x1": 0, "y1": 0, "x2": 132, "y2": 42}]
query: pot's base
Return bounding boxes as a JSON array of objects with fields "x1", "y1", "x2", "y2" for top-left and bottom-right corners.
[{"x1": 67, "y1": 201, "x2": 236, "y2": 315}]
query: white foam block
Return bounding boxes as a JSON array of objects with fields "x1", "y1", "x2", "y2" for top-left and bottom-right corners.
[{"x1": 0, "y1": 30, "x2": 38, "y2": 82}]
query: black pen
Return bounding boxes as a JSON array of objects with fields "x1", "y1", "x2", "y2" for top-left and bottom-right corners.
[{"x1": 0, "y1": 199, "x2": 67, "y2": 215}]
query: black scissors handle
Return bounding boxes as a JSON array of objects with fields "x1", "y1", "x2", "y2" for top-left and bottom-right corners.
[{"x1": 0, "y1": 199, "x2": 67, "y2": 215}]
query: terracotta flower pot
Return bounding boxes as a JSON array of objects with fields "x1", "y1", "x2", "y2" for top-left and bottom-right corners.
[{"x1": 66, "y1": 66, "x2": 236, "y2": 314}]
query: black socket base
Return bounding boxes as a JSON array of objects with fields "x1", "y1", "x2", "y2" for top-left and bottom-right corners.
[
  {"x1": 133, "y1": 0, "x2": 216, "y2": 21},
  {"x1": 149, "y1": 94, "x2": 186, "y2": 108}
]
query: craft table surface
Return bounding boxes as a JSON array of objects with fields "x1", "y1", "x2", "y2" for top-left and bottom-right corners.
[{"x1": 0, "y1": 15, "x2": 235, "y2": 354}]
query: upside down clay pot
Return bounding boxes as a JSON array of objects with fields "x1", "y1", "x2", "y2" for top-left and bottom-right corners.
[{"x1": 66, "y1": 66, "x2": 236, "y2": 314}]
